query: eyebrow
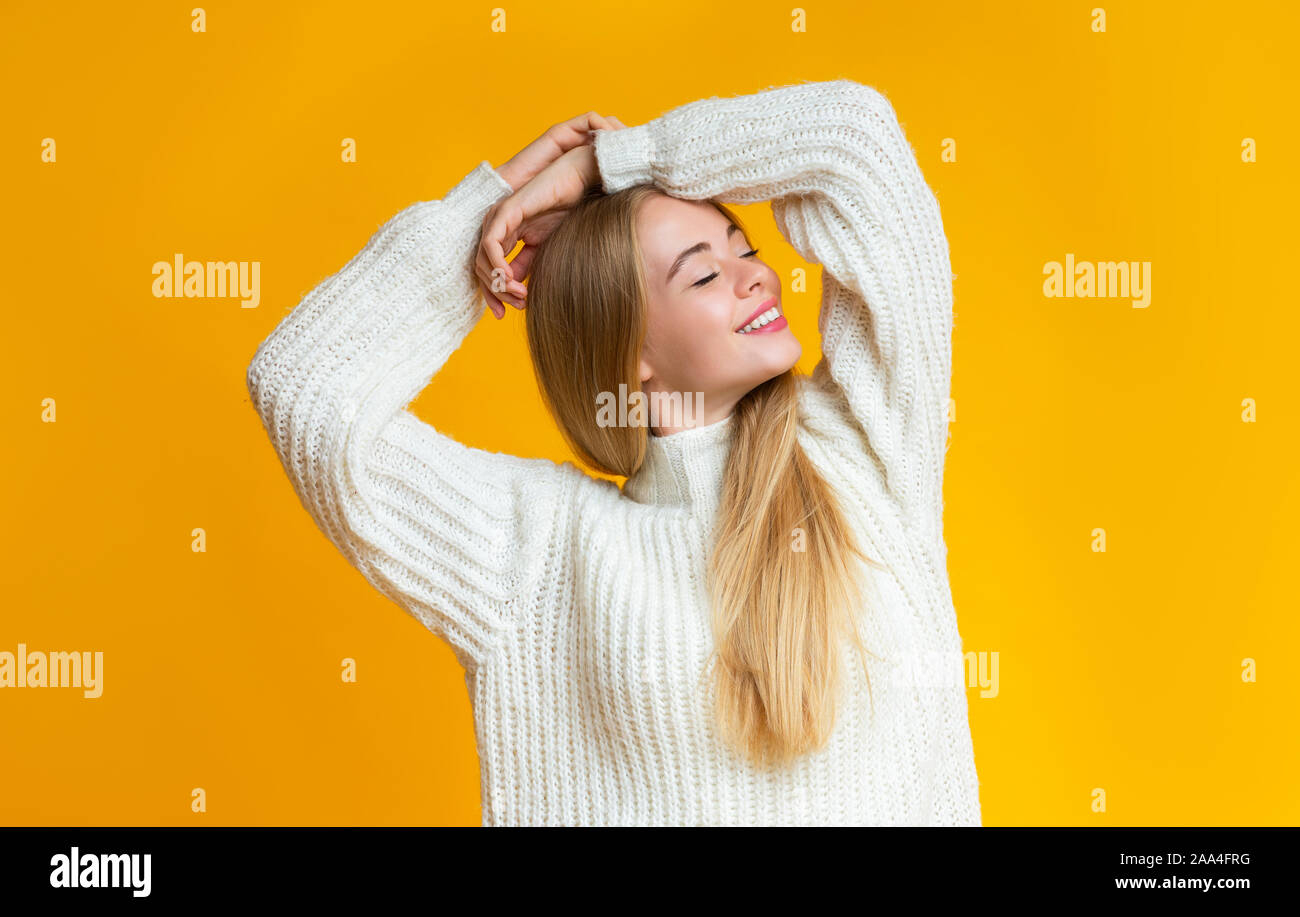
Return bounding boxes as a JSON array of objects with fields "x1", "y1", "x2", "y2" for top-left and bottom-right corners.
[{"x1": 666, "y1": 223, "x2": 742, "y2": 284}]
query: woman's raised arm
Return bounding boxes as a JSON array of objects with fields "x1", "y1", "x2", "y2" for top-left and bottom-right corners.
[
  {"x1": 592, "y1": 79, "x2": 954, "y2": 551},
  {"x1": 245, "y1": 161, "x2": 586, "y2": 671}
]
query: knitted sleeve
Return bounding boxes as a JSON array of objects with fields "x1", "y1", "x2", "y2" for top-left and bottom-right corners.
[
  {"x1": 245, "y1": 160, "x2": 582, "y2": 671},
  {"x1": 593, "y1": 79, "x2": 953, "y2": 548}
]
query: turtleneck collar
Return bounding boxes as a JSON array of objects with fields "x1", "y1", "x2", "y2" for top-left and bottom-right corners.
[{"x1": 622, "y1": 412, "x2": 737, "y2": 511}]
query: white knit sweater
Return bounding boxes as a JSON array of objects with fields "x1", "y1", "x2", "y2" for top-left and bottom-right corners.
[{"x1": 246, "y1": 79, "x2": 981, "y2": 826}]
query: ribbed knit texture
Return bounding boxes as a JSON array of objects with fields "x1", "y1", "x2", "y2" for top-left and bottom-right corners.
[{"x1": 246, "y1": 79, "x2": 980, "y2": 826}]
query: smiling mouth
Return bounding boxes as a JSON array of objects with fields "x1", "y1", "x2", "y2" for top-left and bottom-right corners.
[{"x1": 735, "y1": 298, "x2": 783, "y2": 334}]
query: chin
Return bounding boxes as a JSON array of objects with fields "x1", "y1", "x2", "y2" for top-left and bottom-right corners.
[
  {"x1": 768, "y1": 335, "x2": 802, "y2": 373},
  {"x1": 755, "y1": 351, "x2": 803, "y2": 385}
]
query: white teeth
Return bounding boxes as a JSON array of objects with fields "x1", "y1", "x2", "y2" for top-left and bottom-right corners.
[{"x1": 737, "y1": 306, "x2": 780, "y2": 334}]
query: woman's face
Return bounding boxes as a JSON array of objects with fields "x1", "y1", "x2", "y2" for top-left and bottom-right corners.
[{"x1": 634, "y1": 193, "x2": 801, "y2": 430}]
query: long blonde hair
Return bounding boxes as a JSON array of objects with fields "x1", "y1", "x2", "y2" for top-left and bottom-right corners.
[{"x1": 524, "y1": 184, "x2": 882, "y2": 769}]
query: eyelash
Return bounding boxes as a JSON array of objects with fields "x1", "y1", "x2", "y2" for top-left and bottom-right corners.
[{"x1": 692, "y1": 249, "x2": 760, "y2": 287}]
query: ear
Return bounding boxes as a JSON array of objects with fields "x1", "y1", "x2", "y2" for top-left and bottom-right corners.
[{"x1": 638, "y1": 355, "x2": 655, "y2": 385}]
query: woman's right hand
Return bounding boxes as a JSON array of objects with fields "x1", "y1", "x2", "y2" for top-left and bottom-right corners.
[{"x1": 476, "y1": 132, "x2": 623, "y2": 319}]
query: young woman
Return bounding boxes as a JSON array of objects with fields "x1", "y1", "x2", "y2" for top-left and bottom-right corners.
[{"x1": 246, "y1": 78, "x2": 981, "y2": 826}]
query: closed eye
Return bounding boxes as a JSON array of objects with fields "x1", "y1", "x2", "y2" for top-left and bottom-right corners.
[{"x1": 692, "y1": 249, "x2": 760, "y2": 287}]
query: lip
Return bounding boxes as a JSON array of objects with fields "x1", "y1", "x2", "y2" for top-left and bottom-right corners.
[{"x1": 734, "y1": 297, "x2": 779, "y2": 333}]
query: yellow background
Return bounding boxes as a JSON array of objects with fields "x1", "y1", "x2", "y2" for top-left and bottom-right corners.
[{"x1": 2, "y1": 0, "x2": 1296, "y2": 826}]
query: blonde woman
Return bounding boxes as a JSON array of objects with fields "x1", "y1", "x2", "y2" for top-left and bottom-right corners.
[{"x1": 246, "y1": 78, "x2": 980, "y2": 826}]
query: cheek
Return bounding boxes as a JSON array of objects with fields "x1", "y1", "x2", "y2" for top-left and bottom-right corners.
[
  {"x1": 688, "y1": 304, "x2": 739, "y2": 361},
  {"x1": 645, "y1": 302, "x2": 737, "y2": 377},
  {"x1": 650, "y1": 301, "x2": 730, "y2": 350}
]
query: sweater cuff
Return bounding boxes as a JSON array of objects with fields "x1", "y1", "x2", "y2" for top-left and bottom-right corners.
[
  {"x1": 594, "y1": 123, "x2": 656, "y2": 193},
  {"x1": 442, "y1": 159, "x2": 516, "y2": 215}
]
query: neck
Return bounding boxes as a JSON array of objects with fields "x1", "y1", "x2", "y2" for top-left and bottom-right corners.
[
  {"x1": 623, "y1": 411, "x2": 737, "y2": 511},
  {"x1": 642, "y1": 385, "x2": 740, "y2": 437}
]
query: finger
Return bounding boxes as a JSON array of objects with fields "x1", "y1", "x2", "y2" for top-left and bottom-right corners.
[
  {"x1": 475, "y1": 252, "x2": 499, "y2": 309},
  {"x1": 476, "y1": 240, "x2": 500, "y2": 291},
  {"x1": 480, "y1": 245, "x2": 525, "y2": 301},
  {"x1": 608, "y1": 116, "x2": 627, "y2": 130},
  {"x1": 476, "y1": 270, "x2": 513, "y2": 318},
  {"x1": 478, "y1": 227, "x2": 514, "y2": 297},
  {"x1": 479, "y1": 201, "x2": 508, "y2": 263},
  {"x1": 481, "y1": 251, "x2": 524, "y2": 307},
  {"x1": 506, "y1": 260, "x2": 527, "y2": 296},
  {"x1": 475, "y1": 208, "x2": 500, "y2": 290},
  {"x1": 484, "y1": 266, "x2": 522, "y2": 307},
  {"x1": 550, "y1": 112, "x2": 618, "y2": 152},
  {"x1": 478, "y1": 280, "x2": 505, "y2": 319},
  {"x1": 510, "y1": 243, "x2": 539, "y2": 284},
  {"x1": 481, "y1": 202, "x2": 522, "y2": 282},
  {"x1": 493, "y1": 220, "x2": 528, "y2": 295}
]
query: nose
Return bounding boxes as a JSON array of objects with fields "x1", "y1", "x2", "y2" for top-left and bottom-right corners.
[{"x1": 738, "y1": 258, "x2": 766, "y2": 293}]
